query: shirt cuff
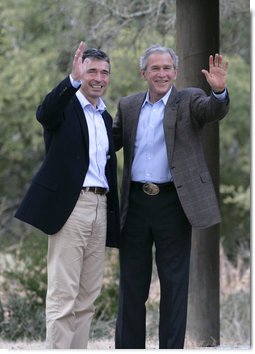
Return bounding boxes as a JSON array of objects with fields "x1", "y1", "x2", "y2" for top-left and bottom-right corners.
[
  {"x1": 212, "y1": 89, "x2": 227, "y2": 101},
  {"x1": 69, "y1": 74, "x2": 81, "y2": 88}
]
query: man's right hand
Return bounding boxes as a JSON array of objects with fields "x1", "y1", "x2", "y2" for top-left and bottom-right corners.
[{"x1": 70, "y1": 41, "x2": 86, "y2": 82}]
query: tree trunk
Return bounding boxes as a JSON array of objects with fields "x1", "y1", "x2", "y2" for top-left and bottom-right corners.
[{"x1": 176, "y1": 0, "x2": 220, "y2": 346}]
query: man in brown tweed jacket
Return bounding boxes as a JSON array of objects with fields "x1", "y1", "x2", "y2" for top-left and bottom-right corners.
[{"x1": 113, "y1": 45, "x2": 229, "y2": 349}]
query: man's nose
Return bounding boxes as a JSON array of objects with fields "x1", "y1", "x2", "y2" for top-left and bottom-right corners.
[
  {"x1": 94, "y1": 72, "x2": 103, "y2": 80},
  {"x1": 158, "y1": 68, "x2": 166, "y2": 76}
]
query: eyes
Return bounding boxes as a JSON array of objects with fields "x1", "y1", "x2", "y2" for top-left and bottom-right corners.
[
  {"x1": 86, "y1": 68, "x2": 110, "y2": 77},
  {"x1": 150, "y1": 65, "x2": 175, "y2": 73}
]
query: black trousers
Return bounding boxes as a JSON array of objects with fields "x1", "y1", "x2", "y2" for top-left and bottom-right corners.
[{"x1": 115, "y1": 184, "x2": 192, "y2": 349}]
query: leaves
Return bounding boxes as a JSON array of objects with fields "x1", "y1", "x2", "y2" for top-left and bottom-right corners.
[{"x1": 0, "y1": 0, "x2": 250, "y2": 272}]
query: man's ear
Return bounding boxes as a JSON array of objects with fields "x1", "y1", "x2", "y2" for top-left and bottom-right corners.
[{"x1": 140, "y1": 69, "x2": 146, "y2": 81}]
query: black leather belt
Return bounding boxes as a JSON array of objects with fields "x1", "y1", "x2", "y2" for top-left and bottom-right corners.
[
  {"x1": 131, "y1": 181, "x2": 174, "y2": 196},
  {"x1": 81, "y1": 187, "x2": 108, "y2": 195}
]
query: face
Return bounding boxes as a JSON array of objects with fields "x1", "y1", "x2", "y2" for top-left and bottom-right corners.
[
  {"x1": 80, "y1": 58, "x2": 110, "y2": 106},
  {"x1": 141, "y1": 52, "x2": 177, "y2": 103}
]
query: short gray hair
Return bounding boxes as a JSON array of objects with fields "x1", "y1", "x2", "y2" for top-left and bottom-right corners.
[{"x1": 140, "y1": 45, "x2": 178, "y2": 70}]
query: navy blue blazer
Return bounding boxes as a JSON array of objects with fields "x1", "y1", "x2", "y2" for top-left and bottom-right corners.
[{"x1": 15, "y1": 76, "x2": 120, "y2": 248}]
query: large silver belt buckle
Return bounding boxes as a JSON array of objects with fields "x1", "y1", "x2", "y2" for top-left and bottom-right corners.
[{"x1": 142, "y1": 183, "x2": 160, "y2": 196}]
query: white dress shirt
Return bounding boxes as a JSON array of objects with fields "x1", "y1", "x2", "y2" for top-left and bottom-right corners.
[{"x1": 70, "y1": 76, "x2": 109, "y2": 189}]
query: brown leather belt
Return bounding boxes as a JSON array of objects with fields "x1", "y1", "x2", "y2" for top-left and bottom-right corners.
[
  {"x1": 131, "y1": 181, "x2": 174, "y2": 196},
  {"x1": 81, "y1": 187, "x2": 108, "y2": 195}
]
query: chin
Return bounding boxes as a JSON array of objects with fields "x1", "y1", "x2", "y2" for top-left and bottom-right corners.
[{"x1": 157, "y1": 90, "x2": 168, "y2": 96}]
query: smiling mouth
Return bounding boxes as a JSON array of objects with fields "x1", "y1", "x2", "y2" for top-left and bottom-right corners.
[
  {"x1": 156, "y1": 80, "x2": 168, "y2": 84},
  {"x1": 91, "y1": 84, "x2": 104, "y2": 89}
]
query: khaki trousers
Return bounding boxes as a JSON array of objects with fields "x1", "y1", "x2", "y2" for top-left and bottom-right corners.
[{"x1": 45, "y1": 190, "x2": 107, "y2": 349}]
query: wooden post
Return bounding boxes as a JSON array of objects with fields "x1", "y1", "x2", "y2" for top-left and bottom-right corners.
[{"x1": 176, "y1": 0, "x2": 220, "y2": 346}]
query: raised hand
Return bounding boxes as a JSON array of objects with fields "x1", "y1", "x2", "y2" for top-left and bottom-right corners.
[
  {"x1": 71, "y1": 41, "x2": 87, "y2": 81},
  {"x1": 201, "y1": 54, "x2": 228, "y2": 92}
]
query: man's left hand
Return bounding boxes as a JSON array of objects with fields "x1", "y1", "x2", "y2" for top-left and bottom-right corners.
[{"x1": 201, "y1": 54, "x2": 229, "y2": 93}]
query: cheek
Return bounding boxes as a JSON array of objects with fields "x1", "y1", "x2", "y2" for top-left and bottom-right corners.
[
  {"x1": 145, "y1": 75, "x2": 155, "y2": 84},
  {"x1": 80, "y1": 81, "x2": 89, "y2": 90}
]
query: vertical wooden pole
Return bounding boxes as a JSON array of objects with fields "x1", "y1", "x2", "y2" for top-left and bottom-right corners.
[{"x1": 176, "y1": 0, "x2": 220, "y2": 346}]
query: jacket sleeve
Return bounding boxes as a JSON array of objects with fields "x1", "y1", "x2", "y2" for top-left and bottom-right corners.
[
  {"x1": 189, "y1": 88, "x2": 230, "y2": 127},
  {"x1": 36, "y1": 76, "x2": 80, "y2": 131}
]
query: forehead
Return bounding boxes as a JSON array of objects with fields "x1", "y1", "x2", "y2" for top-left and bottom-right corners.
[{"x1": 147, "y1": 52, "x2": 173, "y2": 66}]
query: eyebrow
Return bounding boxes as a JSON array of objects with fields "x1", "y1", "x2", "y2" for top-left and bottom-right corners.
[
  {"x1": 150, "y1": 64, "x2": 174, "y2": 69},
  {"x1": 87, "y1": 68, "x2": 110, "y2": 73}
]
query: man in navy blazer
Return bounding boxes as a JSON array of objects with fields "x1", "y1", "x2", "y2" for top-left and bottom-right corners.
[{"x1": 15, "y1": 42, "x2": 120, "y2": 349}]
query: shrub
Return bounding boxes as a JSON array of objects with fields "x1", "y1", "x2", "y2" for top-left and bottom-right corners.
[
  {"x1": 0, "y1": 293, "x2": 45, "y2": 341},
  {"x1": 0, "y1": 230, "x2": 47, "y2": 341}
]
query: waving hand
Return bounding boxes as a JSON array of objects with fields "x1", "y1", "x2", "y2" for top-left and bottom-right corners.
[{"x1": 201, "y1": 54, "x2": 229, "y2": 92}]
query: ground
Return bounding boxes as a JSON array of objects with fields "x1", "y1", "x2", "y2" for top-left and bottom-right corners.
[{"x1": 0, "y1": 339, "x2": 250, "y2": 350}]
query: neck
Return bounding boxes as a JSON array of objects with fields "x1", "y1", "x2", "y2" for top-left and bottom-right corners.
[{"x1": 80, "y1": 89, "x2": 99, "y2": 108}]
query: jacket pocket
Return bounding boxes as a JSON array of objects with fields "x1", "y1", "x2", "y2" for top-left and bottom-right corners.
[{"x1": 33, "y1": 176, "x2": 58, "y2": 191}]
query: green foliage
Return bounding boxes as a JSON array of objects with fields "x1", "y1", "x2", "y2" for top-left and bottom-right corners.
[
  {"x1": 6, "y1": 233, "x2": 48, "y2": 301},
  {"x1": 0, "y1": 0, "x2": 250, "y2": 343},
  {"x1": 0, "y1": 0, "x2": 250, "y2": 263},
  {"x1": 220, "y1": 0, "x2": 250, "y2": 64},
  {"x1": 0, "y1": 294, "x2": 46, "y2": 341},
  {"x1": 219, "y1": 55, "x2": 250, "y2": 263},
  {"x1": 0, "y1": 233, "x2": 47, "y2": 340},
  {"x1": 0, "y1": 232, "x2": 47, "y2": 340},
  {"x1": 220, "y1": 184, "x2": 250, "y2": 263},
  {"x1": 0, "y1": 2, "x2": 59, "y2": 204},
  {"x1": 220, "y1": 56, "x2": 250, "y2": 187}
]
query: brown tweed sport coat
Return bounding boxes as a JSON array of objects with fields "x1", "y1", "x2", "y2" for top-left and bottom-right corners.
[{"x1": 113, "y1": 85, "x2": 230, "y2": 230}]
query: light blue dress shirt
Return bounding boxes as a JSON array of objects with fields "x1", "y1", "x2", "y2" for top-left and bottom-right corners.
[{"x1": 131, "y1": 88, "x2": 173, "y2": 183}]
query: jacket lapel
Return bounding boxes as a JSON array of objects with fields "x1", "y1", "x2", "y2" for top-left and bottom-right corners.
[
  {"x1": 102, "y1": 111, "x2": 113, "y2": 153},
  {"x1": 125, "y1": 93, "x2": 146, "y2": 162},
  {"x1": 72, "y1": 96, "x2": 90, "y2": 152},
  {"x1": 163, "y1": 86, "x2": 180, "y2": 165}
]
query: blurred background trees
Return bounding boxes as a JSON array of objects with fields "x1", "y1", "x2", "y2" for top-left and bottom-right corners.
[{"x1": 0, "y1": 0, "x2": 250, "y2": 345}]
